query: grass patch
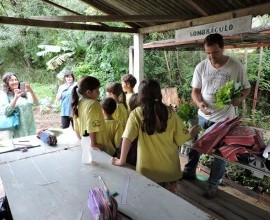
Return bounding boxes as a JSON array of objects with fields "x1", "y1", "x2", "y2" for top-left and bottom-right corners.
[{"x1": 31, "y1": 83, "x2": 57, "y2": 100}]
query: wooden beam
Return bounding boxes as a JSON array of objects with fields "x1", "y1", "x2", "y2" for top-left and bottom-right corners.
[
  {"x1": 30, "y1": 15, "x2": 193, "y2": 22},
  {"x1": 225, "y1": 42, "x2": 270, "y2": 49},
  {"x1": 143, "y1": 40, "x2": 270, "y2": 50},
  {"x1": 139, "y1": 2, "x2": 270, "y2": 34},
  {"x1": 41, "y1": 0, "x2": 109, "y2": 27},
  {"x1": 0, "y1": 16, "x2": 137, "y2": 33},
  {"x1": 143, "y1": 39, "x2": 204, "y2": 50},
  {"x1": 183, "y1": 0, "x2": 209, "y2": 16},
  {"x1": 41, "y1": 0, "x2": 81, "y2": 15}
]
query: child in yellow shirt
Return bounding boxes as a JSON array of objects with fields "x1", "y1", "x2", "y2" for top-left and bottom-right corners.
[
  {"x1": 71, "y1": 76, "x2": 115, "y2": 156},
  {"x1": 119, "y1": 93, "x2": 139, "y2": 166},
  {"x1": 111, "y1": 79, "x2": 199, "y2": 186},
  {"x1": 121, "y1": 74, "x2": 137, "y2": 113},
  {"x1": 101, "y1": 97, "x2": 124, "y2": 151},
  {"x1": 106, "y1": 82, "x2": 128, "y2": 128}
]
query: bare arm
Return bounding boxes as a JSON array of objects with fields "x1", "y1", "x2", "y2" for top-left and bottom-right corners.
[
  {"x1": 89, "y1": 132, "x2": 103, "y2": 151},
  {"x1": 75, "y1": 131, "x2": 81, "y2": 139},
  {"x1": 191, "y1": 87, "x2": 211, "y2": 115},
  {"x1": 56, "y1": 87, "x2": 62, "y2": 100},
  {"x1": 26, "y1": 84, "x2": 38, "y2": 104},
  {"x1": 111, "y1": 138, "x2": 131, "y2": 166},
  {"x1": 9, "y1": 89, "x2": 22, "y2": 108},
  {"x1": 56, "y1": 84, "x2": 66, "y2": 100}
]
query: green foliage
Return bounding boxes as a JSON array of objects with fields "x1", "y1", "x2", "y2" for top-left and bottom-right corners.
[
  {"x1": 144, "y1": 49, "x2": 200, "y2": 102},
  {"x1": 215, "y1": 81, "x2": 242, "y2": 108},
  {"x1": 247, "y1": 48, "x2": 270, "y2": 91},
  {"x1": 199, "y1": 154, "x2": 213, "y2": 167},
  {"x1": 71, "y1": 32, "x2": 132, "y2": 98},
  {"x1": 226, "y1": 164, "x2": 270, "y2": 195},
  {"x1": 246, "y1": 109, "x2": 270, "y2": 129},
  {"x1": 177, "y1": 102, "x2": 197, "y2": 123}
]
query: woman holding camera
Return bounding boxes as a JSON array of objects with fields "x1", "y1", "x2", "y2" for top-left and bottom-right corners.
[{"x1": 0, "y1": 72, "x2": 38, "y2": 138}]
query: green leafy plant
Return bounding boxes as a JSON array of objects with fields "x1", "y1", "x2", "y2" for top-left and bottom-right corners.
[
  {"x1": 215, "y1": 81, "x2": 242, "y2": 108},
  {"x1": 177, "y1": 102, "x2": 197, "y2": 124}
]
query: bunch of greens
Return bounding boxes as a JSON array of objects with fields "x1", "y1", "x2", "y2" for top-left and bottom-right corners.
[
  {"x1": 215, "y1": 81, "x2": 242, "y2": 108},
  {"x1": 177, "y1": 102, "x2": 197, "y2": 124}
]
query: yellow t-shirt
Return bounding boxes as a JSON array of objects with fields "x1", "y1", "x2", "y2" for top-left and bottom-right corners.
[
  {"x1": 122, "y1": 107, "x2": 191, "y2": 183},
  {"x1": 105, "y1": 119, "x2": 124, "y2": 149},
  {"x1": 112, "y1": 103, "x2": 128, "y2": 128},
  {"x1": 126, "y1": 92, "x2": 134, "y2": 113},
  {"x1": 73, "y1": 98, "x2": 115, "y2": 156}
]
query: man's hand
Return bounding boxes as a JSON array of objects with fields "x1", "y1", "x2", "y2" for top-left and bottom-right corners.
[
  {"x1": 198, "y1": 101, "x2": 211, "y2": 115},
  {"x1": 231, "y1": 96, "x2": 242, "y2": 106}
]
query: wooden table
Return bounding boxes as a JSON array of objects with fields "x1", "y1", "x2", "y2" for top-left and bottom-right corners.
[
  {"x1": 0, "y1": 132, "x2": 210, "y2": 220},
  {"x1": 0, "y1": 129, "x2": 81, "y2": 164}
]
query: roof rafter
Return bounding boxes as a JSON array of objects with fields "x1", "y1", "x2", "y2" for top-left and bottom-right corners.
[
  {"x1": 41, "y1": 0, "x2": 81, "y2": 15},
  {"x1": 0, "y1": 16, "x2": 137, "y2": 33},
  {"x1": 183, "y1": 0, "x2": 208, "y2": 16},
  {"x1": 41, "y1": 0, "x2": 108, "y2": 27},
  {"x1": 30, "y1": 15, "x2": 195, "y2": 22}
]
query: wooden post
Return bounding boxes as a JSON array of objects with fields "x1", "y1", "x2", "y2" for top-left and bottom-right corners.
[
  {"x1": 129, "y1": 46, "x2": 134, "y2": 75},
  {"x1": 133, "y1": 33, "x2": 144, "y2": 92},
  {"x1": 251, "y1": 47, "x2": 264, "y2": 122}
]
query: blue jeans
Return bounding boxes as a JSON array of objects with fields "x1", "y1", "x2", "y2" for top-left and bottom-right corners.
[{"x1": 183, "y1": 115, "x2": 226, "y2": 187}]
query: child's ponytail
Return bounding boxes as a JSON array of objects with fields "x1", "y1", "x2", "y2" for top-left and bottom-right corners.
[
  {"x1": 119, "y1": 90, "x2": 127, "y2": 109},
  {"x1": 71, "y1": 85, "x2": 79, "y2": 117}
]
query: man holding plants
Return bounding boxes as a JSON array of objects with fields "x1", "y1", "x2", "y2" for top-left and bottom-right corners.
[{"x1": 182, "y1": 33, "x2": 251, "y2": 198}]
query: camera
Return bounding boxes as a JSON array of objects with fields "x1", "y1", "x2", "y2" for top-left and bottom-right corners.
[{"x1": 19, "y1": 82, "x2": 26, "y2": 93}]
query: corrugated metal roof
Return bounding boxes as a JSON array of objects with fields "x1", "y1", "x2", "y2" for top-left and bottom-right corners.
[
  {"x1": 0, "y1": 0, "x2": 270, "y2": 49},
  {"x1": 80, "y1": 0, "x2": 270, "y2": 49},
  {"x1": 82, "y1": 0, "x2": 270, "y2": 28}
]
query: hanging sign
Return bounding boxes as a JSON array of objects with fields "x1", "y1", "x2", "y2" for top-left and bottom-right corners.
[{"x1": 175, "y1": 15, "x2": 252, "y2": 42}]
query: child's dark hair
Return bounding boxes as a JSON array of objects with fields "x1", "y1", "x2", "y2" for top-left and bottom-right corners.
[
  {"x1": 106, "y1": 82, "x2": 127, "y2": 109},
  {"x1": 121, "y1": 74, "x2": 137, "y2": 88},
  {"x1": 2, "y1": 72, "x2": 27, "y2": 98},
  {"x1": 129, "y1": 93, "x2": 138, "y2": 111},
  {"x1": 71, "y1": 76, "x2": 100, "y2": 117},
  {"x1": 138, "y1": 79, "x2": 169, "y2": 135},
  {"x1": 204, "y1": 33, "x2": 224, "y2": 48},
  {"x1": 101, "y1": 97, "x2": 117, "y2": 115}
]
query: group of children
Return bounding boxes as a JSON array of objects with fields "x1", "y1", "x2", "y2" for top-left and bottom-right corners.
[
  {"x1": 71, "y1": 74, "x2": 199, "y2": 189},
  {"x1": 71, "y1": 74, "x2": 137, "y2": 156}
]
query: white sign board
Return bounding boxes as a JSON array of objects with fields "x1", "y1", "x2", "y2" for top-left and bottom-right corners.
[{"x1": 175, "y1": 15, "x2": 252, "y2": 42}]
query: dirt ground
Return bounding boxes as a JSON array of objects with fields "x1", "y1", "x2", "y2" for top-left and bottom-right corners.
[
  {"x1": 33, "y1": 107, "x2": 62, "y2": 129},
  {"x1": 1, "y1": 108, "x2": 270, "y2": 212}
]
